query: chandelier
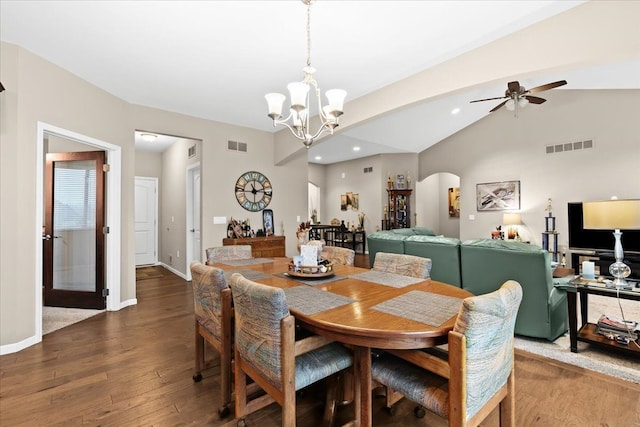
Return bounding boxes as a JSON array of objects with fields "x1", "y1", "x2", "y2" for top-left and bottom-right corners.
[{"x1": 264, "y1": 0, "x2": 346, "y2": 148}]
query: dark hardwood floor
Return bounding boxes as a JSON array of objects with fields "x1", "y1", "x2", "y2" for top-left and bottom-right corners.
[{"x1": 1, "y1": 262, "x2": 639, "y2": 426}]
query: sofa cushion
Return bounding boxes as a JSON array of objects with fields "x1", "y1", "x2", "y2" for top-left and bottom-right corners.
[
  {"x1": 390, "y1": 228, "x2": 416, "y2": 236},
  {"x1": 405, "y1": 235, "x2": 462, "y2": 287},
  {"x1": 412, "y1": 227, "x2": 436, "y2": 236}
]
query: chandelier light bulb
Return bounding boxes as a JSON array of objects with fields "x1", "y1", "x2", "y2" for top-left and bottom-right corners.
[{"x1": 265, "y1": 93, "x2": 286, "y2": 119}]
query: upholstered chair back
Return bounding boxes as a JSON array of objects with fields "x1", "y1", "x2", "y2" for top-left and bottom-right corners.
[
  {"x1": 205, "y1": 245, "x2": 252, "y2": 264},
  {"x1": 191, "y1": 262, "x2": 228, "y2": 340},
  {"x1": 229, "y1": 273, "x2": 290, "y2": 389},
  {"x1": 373, "y1": 252, "x2": 431, "y2": 279},
  {"x1": 322, "y1": 246, "x2": 355, "y2": 266},
  {"x1": 454, "y1": 280, "x2": 522, "y2": 421}
]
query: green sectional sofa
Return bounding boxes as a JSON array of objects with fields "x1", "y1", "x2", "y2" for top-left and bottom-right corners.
[
  {"x1": 366, "y1": 231, "x2": 568, "y2": 341},
  {"x1": 460, "y1": 239, "x2": 568, "y2": 341}
]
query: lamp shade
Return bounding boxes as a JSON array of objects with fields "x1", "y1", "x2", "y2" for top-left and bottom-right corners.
[
  {"x1": 583, "y1": 199, "x2": 640, "y2": 230},
  {"x1": 502, "y1": 213, "x2": 521, "y2": 225}
]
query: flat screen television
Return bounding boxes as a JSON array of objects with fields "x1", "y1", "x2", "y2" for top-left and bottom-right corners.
[{"x1": 567, "y1": 202, "x2": 640, "y2": 254}]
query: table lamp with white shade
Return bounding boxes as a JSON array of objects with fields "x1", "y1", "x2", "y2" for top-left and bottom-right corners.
[
  {"x1": 582, "y1": 199, "x2": 640, "y2": 289},
  {"x1": 503, "y1": 212, "x2": 522, "y2": 240}
]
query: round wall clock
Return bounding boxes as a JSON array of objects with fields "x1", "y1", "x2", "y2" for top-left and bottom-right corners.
[{"x1": 235, "y1": 171, "x2": 273, "y2": 212}]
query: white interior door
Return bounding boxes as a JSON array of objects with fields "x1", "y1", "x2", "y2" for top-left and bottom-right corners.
[
  {"x1": 188, "y1": 166, "x2": 202, "y2": 265},
  {"x1": 135, "y1": 177, "x2": 157, "y2": 266}
]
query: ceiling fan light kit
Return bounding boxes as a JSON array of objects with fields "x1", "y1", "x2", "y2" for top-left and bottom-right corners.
[
  {"x1": 265, "y1": 0, "x2": 346, "y2": 148},
  {"x1": 471, "y1": 79, "x2": 567, "y2": 117}
]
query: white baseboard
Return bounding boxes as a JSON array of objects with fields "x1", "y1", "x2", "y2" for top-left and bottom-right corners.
[
  {"x1": 118, "y1": 298, "x2": 138, "y2": 309},
  {"x1": 160, "y1": 263, "x2": 188, "y2": 280},
  {"x1": 0, "y1": 334, "x2": 40, "y2": 356}
]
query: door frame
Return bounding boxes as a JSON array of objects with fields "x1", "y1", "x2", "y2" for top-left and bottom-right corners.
[
  {"x1": 185, "y1": 162, "x2": 201, "y2": 281},
  {"x1": 134, "y1": 176, "x2": 159, "y2": 266},
  {"x1": 36, "y1": 122, "x2": 122, "y2": 339}
]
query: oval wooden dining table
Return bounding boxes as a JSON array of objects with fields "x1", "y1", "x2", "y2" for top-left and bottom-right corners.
[{"x1": 210, "y1": 257, "x2": 473, "y2": 427}]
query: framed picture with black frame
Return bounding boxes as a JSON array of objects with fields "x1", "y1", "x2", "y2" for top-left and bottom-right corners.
[{"x1": 262, "y1": 209, "x2": 274, "y2": 236}]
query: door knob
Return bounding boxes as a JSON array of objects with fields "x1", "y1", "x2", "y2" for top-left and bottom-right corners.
[{"x1": 42, "y1": 234, "x2": 51, "y2": 240}]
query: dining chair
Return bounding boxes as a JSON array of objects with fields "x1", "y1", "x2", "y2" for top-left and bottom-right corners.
[
  {"x1": 322, "y1": 246, "x2": 355, "y2": 266},
  {"x1": 372, "y1": 252, "x2": 432, "y2": 279},
  {"x1": 228, "y1": 273, "x2": 356, "y2": 427},
  {"x1": 371, "y1": 280, "x2": 523, "y2": 427},
  {"x1": 190, "y1": 261, "x2": 233, "y2": 417},
  {"x1": 205, "y1": 245, "x2": 252, "y2": 264}
]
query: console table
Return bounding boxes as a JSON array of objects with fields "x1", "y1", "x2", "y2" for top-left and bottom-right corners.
[
  {"x1": 310, "y1": 225, "x2": 366, "y2": 254},
  {"x1": 559, "y1": 280, "x2": 640, "y2": 356},
  {"x1": 222, "y1": 235, "x2": 285, "y2": 258}
]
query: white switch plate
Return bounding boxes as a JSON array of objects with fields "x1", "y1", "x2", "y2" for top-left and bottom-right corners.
[
  {"x1": 296, "y1": 215, "x2": 300, "y2": 222},
  {"x1": 468, "y1": 214, "x2": 475, "y2": 220},
  {"x1": 213, "y1": 216, "x2": 226, "y2": 224}
]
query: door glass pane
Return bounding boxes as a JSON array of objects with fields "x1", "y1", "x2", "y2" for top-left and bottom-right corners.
[{"x1": 53, "y1": 160, "x2": 96, "y2": 292}]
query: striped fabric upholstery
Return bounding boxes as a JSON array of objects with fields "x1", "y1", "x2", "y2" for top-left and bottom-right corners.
[
  {"x1": 229, "y1": 273, "x2": 353, "y2": 391},
  {"x1": 373, "y1": 252, "x2": 431, "y2": 279},
  {"x1": 206, "y1": 245, "x2": 252, "y2": 263},
  {"x1": 455, "y1": 280, "x2": 522, "y2": 420},
  {"x1": 191, "y1": 262, "x2": 228, "y2": 340},
  {"x1": 372, "y1": 280, "x2": 523, "y2": 422},
  {"x1": 322, "y1": 246, "x2": 355, "y2": 266},
  {"x1": 230, "y1": 273, "x2": 289, "y2": 388}
]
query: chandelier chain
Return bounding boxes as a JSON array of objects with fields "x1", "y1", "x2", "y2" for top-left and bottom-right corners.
[{"x1": 306, "y1": 1, "x2": 311, "y2": 67}]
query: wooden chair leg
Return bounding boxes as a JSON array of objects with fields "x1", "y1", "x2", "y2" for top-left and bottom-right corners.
[
  {"x1": 322, "y1": 375, "x2": 339, "y2": 427},
  {"x1": 193, "y1": 324, "x2": 204, "y2": 382},
  {"x1": 234, "y1": 354, "x2": 248, "y2": 420},
  {"x1": 499, "y1": 370, "x2": 515, "y2": 427}
]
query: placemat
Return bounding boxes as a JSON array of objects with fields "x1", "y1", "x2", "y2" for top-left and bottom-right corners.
[
  {"x1": 283, "y1": 286, "x2": 356, "y2": 315},
  {"x1": 348, "y1": 270, "x2": 423, "y2": 288},
  {"x1": 372, "y1": 291, "x2": 463, "y2": 326},
  {"x1": 274, "y1": 272, "x2": 347, "y2": 287},
  {"x1": 219, "y1": 258, "x2": 275, "y2": 266},
  {"x1": 224, "y1": 269, "x2": 271, "y2": 282}
]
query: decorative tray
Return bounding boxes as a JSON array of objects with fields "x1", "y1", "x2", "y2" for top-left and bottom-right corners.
[{"x1": 287, "y1": 261, "x2": 334, "y2": 278}]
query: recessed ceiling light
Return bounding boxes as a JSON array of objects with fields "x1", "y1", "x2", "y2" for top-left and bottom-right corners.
[
  {"x1": 140, "y1": 133, "x2": 157, "y2": 142},
  {"x1": 451, "y1": 108, "x2": 461, "y2": 115},
  {"x1": 314, "y1": 156, "x2": 322, "y2": 161},
  {"x1": 353, "y1": 146, "x2": 361, "y2": 151}
]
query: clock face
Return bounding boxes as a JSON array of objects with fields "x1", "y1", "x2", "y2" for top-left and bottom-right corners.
[{"x1": 235, "y1": 171, "x2": 273, "y2": 212}]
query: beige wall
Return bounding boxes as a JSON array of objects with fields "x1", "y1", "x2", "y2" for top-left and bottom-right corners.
[
  {"x1": 0, "y1": 43, "x2": 308, "y2": 350},
  {"x1": 135, "y1": 150, "x2": 162, "y2": 178}
]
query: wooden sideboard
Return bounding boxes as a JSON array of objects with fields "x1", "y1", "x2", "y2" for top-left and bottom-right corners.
[{"x1": 222, "y1": 235, "x2": 286, "y2": 258}]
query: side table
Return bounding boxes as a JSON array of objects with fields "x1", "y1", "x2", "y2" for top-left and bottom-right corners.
[{"x1": 557, "y1": 279, "x2": 640, "y2": 356}]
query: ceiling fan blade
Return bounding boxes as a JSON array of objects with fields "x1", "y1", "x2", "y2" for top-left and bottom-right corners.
[
  {"x1": 507, "y1": 81, "x2": 521, "y2": 94},
  {"x1": 527, "y1": 80, "x2": 567, "y2": 94},
  {"x1": 470, "y1": 96, "x2": 507, "y2": 103},
  {"x1": 489, "y1": 100, "x2": 508, "y2": 113},
  {"x1": 525, "y1": 95, "x2": 546, "y2": 104}
]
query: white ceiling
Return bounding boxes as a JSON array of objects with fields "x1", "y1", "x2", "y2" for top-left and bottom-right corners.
[{"x1": 2, "y1": 1, "x2": 638, "y2": 162}]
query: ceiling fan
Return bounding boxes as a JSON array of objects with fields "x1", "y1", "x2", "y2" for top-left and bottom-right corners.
[{"x1": 470, "y1": 80, "x2": 567, "y2": 114}]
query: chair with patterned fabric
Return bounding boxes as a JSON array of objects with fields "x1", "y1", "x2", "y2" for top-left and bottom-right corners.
[
  {"x1": 371, "y1": 280, "x2": 523, "y2": 427},
  {"x1": 190, "y1": 262, "x2": 233, "y2": 418},
  {"x1": 372, "y1": 252, "x2": 432, "y2": 279},
  {"x1": 205, "y1": 245, "x2": 252, "y2": 264},
  {"x1": 322, "y1": 246, "x2": 355, "y2": 266},
  {"x1": 229, "y1": 273, "x2": 356, "y2": 427}
]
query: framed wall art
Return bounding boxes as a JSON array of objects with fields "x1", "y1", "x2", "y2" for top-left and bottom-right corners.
[
  {"x1": 476, "y1": 180, "x2": 520, "y2": 211},
  {"x1": 448, "y1": 187, "x2": 460, "y2": 217}
]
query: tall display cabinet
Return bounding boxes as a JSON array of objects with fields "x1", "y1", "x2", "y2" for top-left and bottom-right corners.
[{"x1": 382, "y1": 189, "x2": 412, "y2": 230}]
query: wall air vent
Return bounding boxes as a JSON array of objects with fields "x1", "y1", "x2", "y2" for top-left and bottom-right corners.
[
  {"x1": 545, "y1": 139, "x2": 594, "y2": 154},
  {"x1": 363, "y1": 167, "x2": 373, "y2": 173},
  {"x1": 188, "y1": 145, "x2": 196, "y2": 158},
  {"x1": 228, "y1": 140, "x2": 248, "y2": 153}
]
